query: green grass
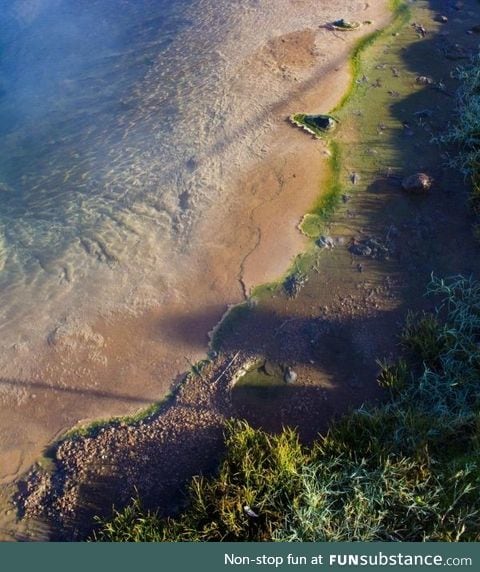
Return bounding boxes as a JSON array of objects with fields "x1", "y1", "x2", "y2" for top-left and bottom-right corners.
[
  {"x1": 439, "y1": 54, "x2": 480, "y2": 232},
  {"x1": 94, "y1": 276, "x2": 480, "y2": 542}
]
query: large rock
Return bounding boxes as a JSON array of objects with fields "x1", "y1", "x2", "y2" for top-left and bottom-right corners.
[{"x1": 401, "y1": 173, "x2": 433, "y2": 194}]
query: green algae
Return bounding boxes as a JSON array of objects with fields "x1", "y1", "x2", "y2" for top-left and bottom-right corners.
[
  {"x1": 192, "y1": 0, "x2": 417, "y2": 356},
  {"x1": 299, "y1": 140, "x2": 342, "y2": 238},
  {"x1": 297, "y1": 0, "x2": 411, "y2": 241},
  {"x1": 233, "y1": 360, "x2": 286, "y2": 400}
]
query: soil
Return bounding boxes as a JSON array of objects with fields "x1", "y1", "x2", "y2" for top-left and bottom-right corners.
[
  {"x1": 0, "y1": 0, "x2": 389, "y2": 489},
  {"x1": 4, "y1": 0, "x2": 480, "y2": 541}
]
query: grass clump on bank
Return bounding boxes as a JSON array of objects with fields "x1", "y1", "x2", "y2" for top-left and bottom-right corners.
[
  {"x1": 441, "y1": 54, "x2": 480, "y2": 227},
  {"x1": 95, "y1": 276, "x2": 480, "y2": 542}
]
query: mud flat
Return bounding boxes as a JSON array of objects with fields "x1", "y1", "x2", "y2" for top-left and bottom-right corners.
[
  {"x1": 41, "y1": 0, "x2": 480, "y2": 541},
  {"x1": 0, "y1": 1, "x2": 391, "y2": 489},
  {"x1": 10, "y1": 0, "x2": 480, "y2": 540}
]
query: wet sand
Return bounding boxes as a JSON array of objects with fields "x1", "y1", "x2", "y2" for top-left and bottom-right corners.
[
  {"x1": 8, "y1": 0, "x2": 480, "y2": 541},
  {"x1": 0, "y1": 0, "x2": 391, "y2": 490}
]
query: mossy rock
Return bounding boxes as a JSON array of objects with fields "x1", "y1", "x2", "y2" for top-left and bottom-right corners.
[
  {"x1": 331, "y1": 19, "x2": 361, "y2": 31},
  {"x1": 291, "y1": 113, "x2": 338, "y2": 138}
]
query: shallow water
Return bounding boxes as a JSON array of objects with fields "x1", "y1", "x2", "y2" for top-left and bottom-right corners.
[{"x1": 0, "y1": 0, "x2": 362, "y2": 374}]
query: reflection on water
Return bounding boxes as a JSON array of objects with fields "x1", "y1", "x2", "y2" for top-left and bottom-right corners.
[
  {"x1": 0, "y1": 0, "x2": 342, "y2": 369},
  {"x1": 0, "y1": 0, "x2": 236, "y2": 352}
]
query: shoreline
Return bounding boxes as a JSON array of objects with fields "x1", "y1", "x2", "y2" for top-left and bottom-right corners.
[
  {"x1": 0, "y1": 0, "x2": 415, "y2": 542},
  {"x1": 9, "y1": 0, "x2": 480, "y2": 541},
  {"x1": 0, "y1": 0, "x2": 392, "y2": 490}
]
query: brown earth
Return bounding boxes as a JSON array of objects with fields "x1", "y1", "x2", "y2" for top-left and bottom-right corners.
[
  {"x1": 0, "y1": 0, "x2": 390, "y2": 487},
  {"x1": 5, "y1": 0, "x2": 480, "y2": 541}
]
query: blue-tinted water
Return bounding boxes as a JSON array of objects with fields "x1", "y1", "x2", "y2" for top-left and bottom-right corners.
[
  {"x1": 0, "y1": 0, "x2": 345, "y2": 371},
  {"x1": 0, "y1": 0, "x2": 235, "y2": 352}
]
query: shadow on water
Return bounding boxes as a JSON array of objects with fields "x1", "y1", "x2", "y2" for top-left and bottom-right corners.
[
  {"x1": 0, "y1": 377, "x2": 157, "y2": 405},
  {"x1": 16, "y1": 303, "x2": 408, "y2": 540}
]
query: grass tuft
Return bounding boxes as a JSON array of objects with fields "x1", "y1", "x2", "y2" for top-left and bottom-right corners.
[
  {"x1": 95, "y1": 276, "x2": 480, "y2": 542},
  {"x1": 439, "y1": 54, "x2": 480, "y2": 233}
]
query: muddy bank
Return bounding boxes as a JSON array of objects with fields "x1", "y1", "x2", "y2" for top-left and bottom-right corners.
[
  {"x1": 9, "y1": 0, "x2": 480, "y2": 541},
  {"x1": 0, "y1": 0, "x2": 390, "y2": 487}
]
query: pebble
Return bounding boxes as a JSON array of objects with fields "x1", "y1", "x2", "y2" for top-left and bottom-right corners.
[{"x1": 284, "y1": 367, "x2": 298, "y2": 384}]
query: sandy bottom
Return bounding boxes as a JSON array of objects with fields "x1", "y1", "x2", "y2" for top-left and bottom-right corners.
[{"x1": 0, "y1": 1, "x2": 391, "y2": 486}]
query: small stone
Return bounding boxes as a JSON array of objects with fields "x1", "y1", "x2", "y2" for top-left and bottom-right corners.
[
  {"x1": 263, "y1": 360, "x2": 277, "y2": 376},
  {"x1": 244, "y1": 505, "x2": 259, "y2": 518},
  {"x1": 412, "y1": 23, "x2": 427, "y2": 37},
  {"x1": 416, "y1": 75, "x2": 433, "y2": 85},
  {"x1": 401, "y1": 172, "x2": 433, "y2": 193},
  {"x1": 350, "y1": 243, "x2": 373, "y2": 257},
  {"x1": 350, "y1": 172, "x2": 360, "y2": 185},
  {"x1": 284, "y1": 367, "x2": 298, "y2": 384},
  {"x1": 435, "y1": 15, "x2": 448, "y2": 23},
  {"x1": 317, "y1": 235, "x2": 335, "y2": 249}
]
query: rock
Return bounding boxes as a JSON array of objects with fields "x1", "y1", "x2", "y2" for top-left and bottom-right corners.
[
  {"x1": 469, "y1": 24, "x2": 480, "y2": 34},
  {"x1": 284, "y1": 272, "x2": 307, "y2": 298},
  {"x1": 349, "y1": 237, "x2": 391, "y2": 259},
  {"x1": 244, "y1": 505, "x2": 259, "y2": 518},
  {"x1": 317, "y1": 235, "x2": 335, "y2": 249},
  {"x1": 416, "y1": 75, "x2": 433, "y2": 85},
  {"x1": 308, "y1": 115, "x2": 336, "y2": 131},
  {"x1": 331, "y1": 19, "x2": 361, "y2": 31},
  {"x1": 350, "y1": 243, "x2": 372, "y2": 257},
  {"x1": 435, "y1": 15, "x2": 448, "y2": 23},
  {"x1": 412, "y1": 22, "x2": 427, "y2": 37},
  {"x1": 401, "y1": 173, "x2": 433, "y2": 193},
  {"x1": 263, "y1": 360, "x2": 277, "y2": 376},
  {"x1": 284, "y1": 367, "x2": 298, "y2": 384},
  {"x1": 293, "y1": 113, "x2": 338, "y2": 135}
]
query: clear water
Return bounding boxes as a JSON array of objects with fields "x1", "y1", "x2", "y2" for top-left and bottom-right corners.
[{"x1": 0, "y1": 0, "x2": 356, "y2": 370}]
